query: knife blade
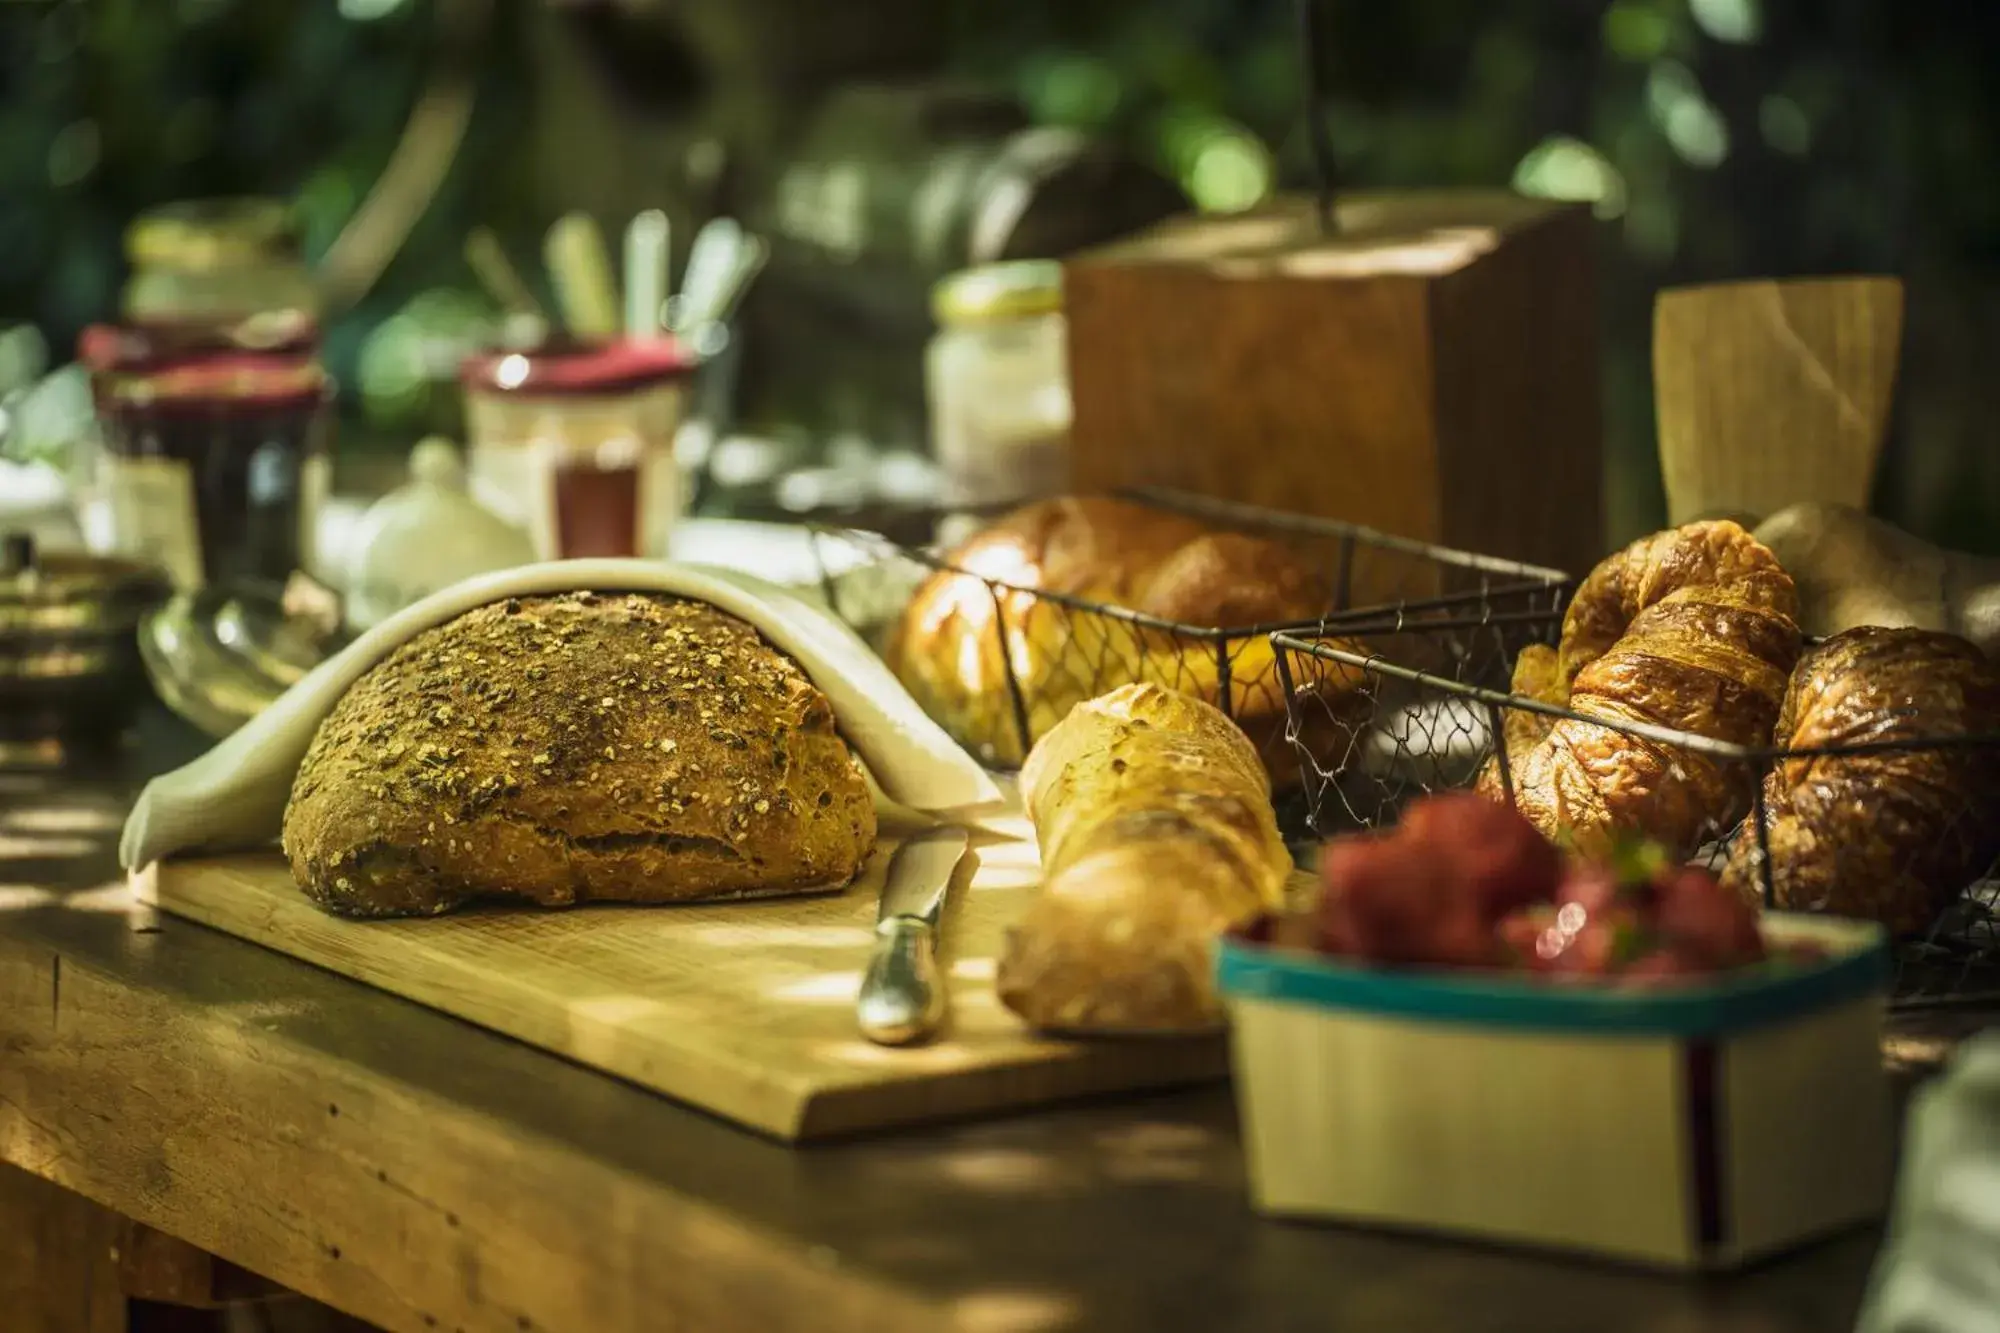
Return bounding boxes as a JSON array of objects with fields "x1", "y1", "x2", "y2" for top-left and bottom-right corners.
[{"x1": 856, "y1": 826, "x2": 970, "y2": 1047}]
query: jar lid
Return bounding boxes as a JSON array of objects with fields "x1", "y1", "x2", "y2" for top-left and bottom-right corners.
[
  {"x1": 342, "y1": 438, "x2": 536, "y2": 632},
  {"x1": 80, "y1": 324, "x2": 322, "y2": 375},
  {"x1": 126, "y1": 198, "x2": 302, "y2": 271},
  {"x1": 80, "y1": 313, "x2": 321, "y2": 365},
  {"x1": 459, "y1": 337, "x2": 696, "y2": 397},
  {"x1": 932, "y1": 260, "x2": 1064, "y2": 327},
  {"x1": 81, "y1": 334, "x2": 332, "y2": 415},
  {"x1": 0, "y1": 534, "x2": 169, "y2": 636}
]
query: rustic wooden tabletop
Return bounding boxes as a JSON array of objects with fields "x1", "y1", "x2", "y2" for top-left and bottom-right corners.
[{"x1": 0, "y1": 724, "x2": 1964, "y2": 1333}]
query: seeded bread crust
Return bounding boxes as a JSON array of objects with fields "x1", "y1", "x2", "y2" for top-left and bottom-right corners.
[{"x1": 281, "y1": 591, "x2": 877, "y2": 918}]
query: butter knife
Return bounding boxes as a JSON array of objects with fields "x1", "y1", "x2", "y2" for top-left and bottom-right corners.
[{"x1": 856, "y1": 826, "x2": 970, "y2": 1047}]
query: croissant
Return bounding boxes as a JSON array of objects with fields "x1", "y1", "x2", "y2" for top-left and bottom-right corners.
[
  {"x1": 1479, "y1": 521, "x2": 1802, "y2": 858},
  {"x1": 886, "y1": 496, "x2": 1366, "y2": 779},
  {"x1": 1722, "y1": 627, "x2": 2000, "y2": 935}
]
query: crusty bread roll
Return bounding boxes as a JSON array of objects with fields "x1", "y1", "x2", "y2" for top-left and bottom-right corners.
[
  {"x1": 1754, "y1": 502, "x2": 2000, "y2": 659},
  {"x1": 283, "y1": 592, "x2": 876, "y2": 917},
  {"x1": 885, "y1": 496, "x2": 1362, "y2": 777},
  {"x1": 1722, "y1": 626, "x2": 2000, "y2": 934},
  {"x1": 997, "y1": 682, "x2": 1292, "y2": 1035},
  {"x1": 1479, "y1": 520, "x2": 1802, "y2": 858}
]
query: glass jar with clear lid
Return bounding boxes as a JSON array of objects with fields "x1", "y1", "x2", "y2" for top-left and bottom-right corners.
[{"x1": 926, "y1": 260, "x2": 1071, "y2": 510}]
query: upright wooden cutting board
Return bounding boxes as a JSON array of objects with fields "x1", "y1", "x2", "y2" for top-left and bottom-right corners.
[
  {"x1": 134, "y1": 799, "x2": 1245, "y2": 1143},
  {"x1": 1654, "y1": 275, "x2": 1903, "y2": 526}
]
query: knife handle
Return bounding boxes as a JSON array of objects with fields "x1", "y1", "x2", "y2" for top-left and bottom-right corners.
[{"x1": 857, "y1": 914, "x2": 945, "y2": 1046}]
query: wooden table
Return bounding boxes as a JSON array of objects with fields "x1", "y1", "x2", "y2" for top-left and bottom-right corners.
[{"x1": 0, "y1": 738, "x2": 1964, "y2": 1333}]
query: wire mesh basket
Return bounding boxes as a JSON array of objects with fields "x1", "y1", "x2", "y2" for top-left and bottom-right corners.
[
  {"x1": 806, "y1": 488, "x2": 1572, "y2": 785},
  {"x1": 1273, "y1": 627, "x2": 2000, "y2": 1006}
]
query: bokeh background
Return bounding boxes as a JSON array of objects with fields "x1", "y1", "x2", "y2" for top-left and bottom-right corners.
[{"x1": 3, "y1": 0, "x2": 1997, "y2": 550}]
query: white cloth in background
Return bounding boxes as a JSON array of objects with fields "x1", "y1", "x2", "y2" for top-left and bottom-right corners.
[
  {"x1": 121, "y1": 559, "x2": 1004, "y2": 869},
  {"x1": 1856, "y1": 1030, "x2": 2000, "y2": 1333}
]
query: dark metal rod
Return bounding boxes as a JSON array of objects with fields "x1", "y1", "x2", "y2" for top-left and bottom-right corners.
[
  {"x1": 1487, "y1": 701, "x2": 1516, "y2": 808},
  {"x1": 988, "y1": 579, "x2": 1034, "y2": 764},
  {"x1": 1752, "y1": 764, "x2": 1776, "y2": 909},
  {"x1": 1296, "y1": 0, "x2": 1340, "y2": 235},
  {"x1": 1215, "y1": 638, "x2": 1235, "y2": 718}
]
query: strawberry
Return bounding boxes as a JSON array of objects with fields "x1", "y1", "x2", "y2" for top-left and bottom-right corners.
[
  {"x1": 1604, "y1": 833, "x2": 1675, "y2": 892},
  {"x1": 1397, "y1": 792, "x2": 1563, "y2": 920},
  {"x1": 1319, "y1": 833, "x2": 1498, "y2": 969},
  {"x1": 1555, "y1": 864, "x2": 1629, "y2": 919},
  {"x1": 1622, "y1": 947, "x2": 1706, "y2": 984},
  {"x1": 1495, "y1": 905, "x2": 1564, "y2": 971},
  {"x1": 1316, "y1": 833, "x2": 1393, "y2": 956},
  {"x1": 1543, "y1": 906, "x2": 1657, "y2": 977},
  {"x1": 1654, "y1": 866, "x2": 1765, "y2": 967}
]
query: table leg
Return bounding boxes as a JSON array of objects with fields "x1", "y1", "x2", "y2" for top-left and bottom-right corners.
[
  {"x1": 0, "y1": 1167, "x2": 375, "y2": 1333},
  {"x1": 0, "y1": 1161, "x2": 130, "y2": 1333}
]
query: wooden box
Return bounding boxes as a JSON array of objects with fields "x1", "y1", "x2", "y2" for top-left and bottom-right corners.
[
  {"x1": 1215, "y1": 915, "x2": 1893, "y2": 1270},
  {"x1": 1064, "y1": 192, "x2": 1603, "y2": 598}
]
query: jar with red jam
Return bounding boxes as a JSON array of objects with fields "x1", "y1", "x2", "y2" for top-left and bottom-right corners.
[
  {"x1": 78, "y1": 331, "x2": 334, "y2": 593},
  {"x1": 459, "y1": 340, "x2": 695, "y2": 560}
]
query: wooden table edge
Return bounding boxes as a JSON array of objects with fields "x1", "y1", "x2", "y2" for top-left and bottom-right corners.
[{"x1": 0, "y1": 914, "x2": 952, "y2": 1333}]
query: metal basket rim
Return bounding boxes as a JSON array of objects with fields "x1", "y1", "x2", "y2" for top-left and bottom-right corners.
[
  {"x1": 807, "y1": 488, "x2": 1574, "y2": 642},
  {"x1": 1270, "y1": 630, "x2": 2000, "y2": 764}
]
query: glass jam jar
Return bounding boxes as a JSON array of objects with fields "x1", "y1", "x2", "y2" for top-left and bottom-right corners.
[
  {"x1": 78, "y1": 331, "x2": 334, "y2": 593},
  {"x1": 460, "y1": 340, "x2": 695, "y2": 560},
  {"x1": 926, "y1": 259, "x2": 1072, "y2": 510},
  {"x1": 121, "y1": 197, "x2": 320, "y2": 351}
]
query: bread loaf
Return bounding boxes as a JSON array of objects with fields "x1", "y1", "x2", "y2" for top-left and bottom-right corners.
[
  {"x1": 886, "y1": 495, "x2": 1364, "y2": 777},
  {"x1": 1754, "y1": 501, "x2": 2000, "y2": 659},
  {"x1": 997, "y1": 683, "x2": 1292, "y2": 1034},
  {"x1": 1480, "y1": 520, "x2": 1801, "y2": 858},
  {"x1": 282, "y1": 591, "x2": 876, "y2": 917}
]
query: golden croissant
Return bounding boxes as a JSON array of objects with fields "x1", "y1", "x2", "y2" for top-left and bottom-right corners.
[
  {"x1": 1479, "y1": 520, "x2": 1802, "y2": 858},
  {"x1": 1722, "y1": 626, "x2": 2000, "y2": 935}
]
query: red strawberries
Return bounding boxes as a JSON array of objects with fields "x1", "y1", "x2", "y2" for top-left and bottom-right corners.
[
  {"x1": 1311, "y1": 792, "x2": 1766, "y2": 983},
  {"x1": 1400, "y1": 792, "x2": 1564, "y2": 922},
  {"x1": 1316, "y1": 833, "x2": 1497, "y2": 968}
]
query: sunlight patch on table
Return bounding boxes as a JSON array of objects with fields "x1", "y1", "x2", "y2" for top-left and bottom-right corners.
[
  {"x1": 2, "y1": 805, "x2": 122, "y2": 835},
  {"x1": 952, "y1": 1289, "x2": 1081, "y2": 1333},
  {"x1": 687, "y1": 924, "x2": 873, "y2": 949},
  {"x1": 770, "y1": 970, "x2": 865, "y2": 1004}
]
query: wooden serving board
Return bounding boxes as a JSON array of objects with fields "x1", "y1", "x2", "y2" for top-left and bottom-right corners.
[{"x1": 134, "y1": 797, "x2": 1271, "y2": 1143}]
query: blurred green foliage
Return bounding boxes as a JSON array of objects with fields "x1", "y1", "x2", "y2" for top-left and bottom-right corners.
[{"x1": 3, "y1": 0, "x2": 1997, "y2": 549}]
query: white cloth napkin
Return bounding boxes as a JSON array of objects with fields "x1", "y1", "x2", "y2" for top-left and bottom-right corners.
[
  {"x1": 121, "y1": 560, "x2": 1005, "y2": 869},
  {"x1": 1857, "y1": 1032, "x2": 2000, "y2": 1333}
]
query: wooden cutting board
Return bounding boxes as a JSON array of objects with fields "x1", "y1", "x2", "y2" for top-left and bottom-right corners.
[{"x1": 134, "y1": 798, "x2": 1273, "y2": 1143}]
